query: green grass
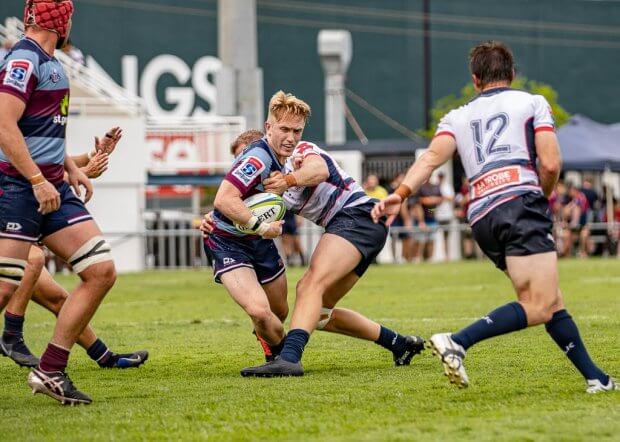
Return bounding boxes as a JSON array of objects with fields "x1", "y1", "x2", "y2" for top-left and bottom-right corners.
[{"x1": 1, "y1": 259, "x2": 619, "y2": 441}]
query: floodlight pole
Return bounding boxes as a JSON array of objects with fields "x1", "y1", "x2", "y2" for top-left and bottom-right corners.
[
  {"x1": 318, "y1": 30, "x2": 352, "y2": 145},
  {"x1": 216, "y1": 0, "x2": 264, "y2": 129}
]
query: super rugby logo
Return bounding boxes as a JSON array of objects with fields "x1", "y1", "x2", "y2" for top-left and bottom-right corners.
[
  {"x1": 3, "y1": 59, "x2": 34, "y2": 93},
  {"x1": 232, "y1": 157, "x2": 265, "y2": 186}
]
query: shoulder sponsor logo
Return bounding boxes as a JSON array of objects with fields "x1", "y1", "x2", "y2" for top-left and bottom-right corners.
[
  {"x1": 232, "y1": 156, "x2": 265, "y2": 186},
  {"x1": 3, "y1": 59, "x2": 34, "y2": 93}
]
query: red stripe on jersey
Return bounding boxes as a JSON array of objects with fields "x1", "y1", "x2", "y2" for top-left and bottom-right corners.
[
  {"x1": 534, "y1": 126, "x2": 554, "y2": 133},
  {"x1": 434, "y1": 131, "x2": 456, "y2": 139}
]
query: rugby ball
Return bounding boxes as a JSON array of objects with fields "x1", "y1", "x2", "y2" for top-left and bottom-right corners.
[{"x1": 234, "y1": 192, "x2": 287, "y2": 234}]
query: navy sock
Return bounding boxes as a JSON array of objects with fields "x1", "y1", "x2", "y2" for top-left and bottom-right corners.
[
  {"x1": 279, "y1": 329, "x2": 310, "y2": 363},
  {"x1": 545, "y1": 309, "x2": 609, "y2": 384},
  {"x1": 3, "y1": 311, "x2": 24, "y2": 340},
  {"x1": 374, "y1": 325, "x2": 407, "y2": 355},
  {"x1": 86, "y1": 338, "x2": 112, "y2": 366},
  {"x1": 452, "y1": 302, "x2": 528, "y2": 350}
]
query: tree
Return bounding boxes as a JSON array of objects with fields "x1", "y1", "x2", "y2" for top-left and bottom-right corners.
[{"x1": 419, "y1": 77, "x2": 571, "y2": 138}]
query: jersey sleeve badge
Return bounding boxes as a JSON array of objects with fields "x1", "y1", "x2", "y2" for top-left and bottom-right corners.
[
  {"x1": 231, "y1": 156, "x2": 266, "y2": 186},
  {"x1": 3, "y1": 59, "x2": 34, "y2": 94}
]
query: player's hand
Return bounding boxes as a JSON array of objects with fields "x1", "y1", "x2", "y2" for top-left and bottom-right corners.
[
  {"x1": 371, "y1": 194, "x2": 403, "y2": 226},
  {"x1": 33, "y1": 180, "x2": 60, "y2": 214},
  {"x1": 67, "y1": 167, "x2": 94, "y2": 203},
  {"x1": 260, "y1": 220, "x2": 283, "y2": 239},
  {"x1": 263, "y1": 171, "x2": 287, "y2": 195},
  {"x1": 82, "y1": 151, "x2": 109, "y2": 178},
  {"x1": 292, "y1": 154, "x2": 303, "y2": 170},
  {"x1": 95, "y1": 126, "x2": 123, "y2": 155},
  {"x1": 199, "y1": 211, "x2": 215, "y2": 238}
]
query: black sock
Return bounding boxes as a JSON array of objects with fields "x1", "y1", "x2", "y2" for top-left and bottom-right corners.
[
  {"x1": 86, "y1": 338, "x2": 112, "y2": 366},
  {"x1": 545, "y1": 309, "x2": 609, "y2": 384},
  {"x1": 3, "y1": 311, "x2": 24, "y2": 341},
  {"x1": 451, "y1": 302, "x2": 528, "y2": 350},
  {"x1": 374, "y1": 325, "x2": 407, "y2": 355},
  {"x1": 279, "y1": 329, "x2": 310, "y2": 363}
]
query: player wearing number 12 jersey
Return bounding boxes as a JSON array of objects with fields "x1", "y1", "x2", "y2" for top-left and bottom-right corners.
[{"x1": 372, "y1": 41, "x2": 616, "y2": 393}]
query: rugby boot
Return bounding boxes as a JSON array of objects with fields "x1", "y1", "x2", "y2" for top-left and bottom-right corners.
[
  {"x1": 0, "y1": 335, "x2": 39, "y2": 368},
  {"x1": 586, "y1": 377, "x2": 619, "y2": 394},
  {"x1": 393, "y1": 335, "x2": 425, "y2": 366},
  {"x1": 28, "y1": 368, "x2": 92, "y2": 405},
  {"x1": 240, "y1": 356, "x2": 304, "y2": 377},
  {"x1": 427, "y1": 333, "x2": 469, "y2": 388},
  {"x1": 99, "y1": 350, "x2": 149, "y2": 369}
]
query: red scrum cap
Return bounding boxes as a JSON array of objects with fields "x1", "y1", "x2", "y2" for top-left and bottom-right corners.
[{"x1": 24, "y1": 0, "x2": 74, "y2": 40}]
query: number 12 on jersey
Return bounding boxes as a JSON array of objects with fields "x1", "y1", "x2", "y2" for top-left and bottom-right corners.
[{"x1": 470, "y1": 113, "x2": 511, "y2": 164}]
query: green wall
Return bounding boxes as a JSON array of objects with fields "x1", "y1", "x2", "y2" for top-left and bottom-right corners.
[{"x1": 3, "y1": 0, "x2": 619, "y2": 141}]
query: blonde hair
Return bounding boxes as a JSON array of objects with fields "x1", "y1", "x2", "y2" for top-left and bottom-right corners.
[
  {"x1": 230, "y1": 129, "x2": 264, "y2": 155},
  {"x1": 267, "y1": 90, "x2": 311, "y2": 123}
]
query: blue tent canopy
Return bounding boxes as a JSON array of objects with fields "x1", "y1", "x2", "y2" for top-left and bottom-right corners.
[{"x1": 557, "y1": 115, "x2": 620, "y2": 172}]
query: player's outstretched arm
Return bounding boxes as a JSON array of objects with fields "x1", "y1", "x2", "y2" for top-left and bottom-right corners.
[
  {"x1": 263, "y1": 155, "x2": 329, "y2": 195},
  {"x1": 535, "y1": 131, "x2": 562, "y2": 197},
  {"x1": 72, "y1": 126, "x2": 122, "y2": 168},
  {"x1": 372, "y1": 135, "x2": 456, "y2": 224},
  {"x1": 0, "y1": 93, "x2": 60, "y2": 214}
]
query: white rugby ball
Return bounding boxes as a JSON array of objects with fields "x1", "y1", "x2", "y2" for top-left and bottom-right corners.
[{"x1": 234, "y1": 192, "x2": 287, "y2": 234}]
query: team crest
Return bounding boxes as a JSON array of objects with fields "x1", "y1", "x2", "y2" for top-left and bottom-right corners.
[
  {"x1": 3, "y1": 59, "x2": 34, "y2": 93},
  {"x1": 50, "y1": 68, "x2": 61, "y2": 83},
  {"x1": 232, "y1": 157, "x2": 265, "y2": 185}
]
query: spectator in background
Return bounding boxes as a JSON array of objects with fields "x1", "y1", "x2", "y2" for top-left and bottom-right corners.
[
  {"x1": 387, "y1": 172, "x2": 415, "y2": 262},
  {"x1": 417, "y1": 180, "x2": 442, "y2": 261},
  {"x1": 454, "y1": 177, "x2": 479, "y2": 260},
  {"x1": 61, "y1": 38, "x2": 85, "y2": 66},
  {"x1": 282, "y1": 211, "x2": 306, "y2": 266},
  {"x1": 434, "y1": 171, "x2": 455, "y2": 261},
  {"x1": 562, "y1": 183, "x2": 590, "y2": 257},
  {"x1": 363, "y1": 174, "x2": 388, "y2": 200}
]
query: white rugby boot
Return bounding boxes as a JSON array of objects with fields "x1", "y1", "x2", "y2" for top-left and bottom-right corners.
[
  {"x1": 427, "y1": 333, "x2": 469, "y2": 388},
  {"x1": 586, "y1": 377, "x2": 618, "y2": 394}
]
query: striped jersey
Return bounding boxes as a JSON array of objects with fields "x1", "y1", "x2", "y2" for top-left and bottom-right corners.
[
  {"x1": 0, "y1": 37, "x2": 70, "y2": 185},
  {"x1": 435, "y1": 87, "x2": 554, "y2": 225},
  {"x1": 212, "y1": 138, "x2": 285, "y2": 237},
  {"x1": 283, "y1": 142, "x2": 372, "y2": 226}
]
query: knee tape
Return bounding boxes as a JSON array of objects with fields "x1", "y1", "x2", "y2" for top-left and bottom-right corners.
[
  {"x1": 68, "y1": 236, "x2": 113, "y2": 274},
  {"x1": 316, "y1": 307, "x2": 333, "y2": 330},
  {"x1": 0, "y1": 257, "x2": 27, "y2": 286}
]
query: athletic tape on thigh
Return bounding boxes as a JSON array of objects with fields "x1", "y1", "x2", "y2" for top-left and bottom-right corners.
[
  {"x1": 0, "y1": 257, "x2": 27, "y2": 286},
  {"x1": 68, "y1": 236, "x2": 112, "y2": 273},
  {"x1": 316, "y1": 307, "x2": 333, "y2": 330}
]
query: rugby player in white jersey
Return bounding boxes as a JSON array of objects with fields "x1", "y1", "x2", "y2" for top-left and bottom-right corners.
[
  {"x1": 372, "y1": 41, "x2": 616, "y2": 393},
  {"x1": 234, "y1": 139, "x2": 425, "y2": 376}
]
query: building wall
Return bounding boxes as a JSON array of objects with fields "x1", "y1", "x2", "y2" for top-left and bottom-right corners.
[{"x1": 3, "y1": 0, "x2": 619, "y2": 142}]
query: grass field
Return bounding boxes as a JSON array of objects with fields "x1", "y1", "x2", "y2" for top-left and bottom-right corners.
[{"x1": 1, "y1": 259, "x2": 619, "y2": 441}]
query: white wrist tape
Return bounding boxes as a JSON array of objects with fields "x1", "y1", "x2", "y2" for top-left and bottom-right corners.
[
  {"x1": 243, "y1": 215, "x2": 259, "y2": 230},
  {"x1": 255, "y1": 222, "x2": 270, "y2": 236}
]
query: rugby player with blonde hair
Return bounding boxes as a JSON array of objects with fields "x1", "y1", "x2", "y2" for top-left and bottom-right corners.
[{"x1": 205, "y1": 91, "x2": 308, "y2": 364}]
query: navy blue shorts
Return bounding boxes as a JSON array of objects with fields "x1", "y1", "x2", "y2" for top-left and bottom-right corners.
[
  {"x1": 205, "y1": 233, "x2": 285, "y2": 284},
  {"x1": 471, "y1": 192, "x2": 557, "y2": 271},
  {"x1": 0, "y1": 174, "x2": 92, "y2": 242},
  {"x1": 324, "y1": 202, "x2": 388, "y2": 277},
  {"x1": 282, "y1": 211, "x2": 298, "y2": 235}
]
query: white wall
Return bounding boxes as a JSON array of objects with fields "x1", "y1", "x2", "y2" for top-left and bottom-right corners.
[{"x1": 66, "y1": 114, "x2": 147, "y2": 272}]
